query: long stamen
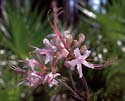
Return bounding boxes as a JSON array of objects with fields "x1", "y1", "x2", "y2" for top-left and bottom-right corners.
[
  {"x1": 34, "y1": 62, "x2": 48, "y2": 72},
  {"x1": 9, "y1": 63, "x2": 26, "y2": 73},
  {"x1": 47, "y1": 9, "x2": 54, "y2": 29},
  {"x1": 52, "y1": 1, "x2": 69, "y2": 49}
]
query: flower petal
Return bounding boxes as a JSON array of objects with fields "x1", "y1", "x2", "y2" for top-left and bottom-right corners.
[
  {"x1": 53, "y1": 73, "x2": 60, "y2": 78},
  {"x1": 25, "y1": 71, "x2": 43, "y2": 87},
  {"x1": 67, "y1": 59, "x2": 79, "y2": 68},
  {"x1": 45, "y1": 55, "x2": 52, "y2": 64},
  {"x1": 43, "y1": 38, "x2": 53, "y2": 48},
  {"x1": 82, "y1": 60, "x2": 94, "y2": 68},
  {"x1": 43, "y1": 72, "x2": 60, "y2": 87},
  {"x1": 74, "y1": 48, "x2": 81, "y2": 57},
  {"x1": 77, "y1": 64, "x2": 83, "y2": 78},
  {"x1": 47, "y1": 34, "x2": 57, "y2": 38},
  {"x1": 82, "y1": 50, "x2": 91, "y2": 59},
  {"x1": 35, "y1": 48, "x2": 51, "y2": 54},
  {"x1": 26, "y1": 58, "x2": 36, "y2": 71},
  {"x1": 78, "y1": 33, "x2": 85, "y2": 44},
  {"x1": 61, "y1": 48, "x2": 69, "y2": 58}
]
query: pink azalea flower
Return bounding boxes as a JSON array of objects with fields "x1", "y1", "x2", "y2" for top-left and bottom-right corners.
[
  {"x1": 34, "y1": 38, "x2": 57, "y2": 64},
  {"x1": 43, "y1": 38, "x2": 57, "y2": 51},
  {"x1": 25, "y1": 71, "x2": 60, "y2": 87},
  {"x1": 26, "y1": 58, "x2": 48, "y2": 72},
  {"x1": 60, "y1": 48, "x2": 69, "y2": 58},
  {"x1": 25, "y1": 71, "x2": 44, "y2": 87},
  {"x1": 43, "y1": 72, "x2": 60, "y2": 87},
  {"x1": 35, "y1": 36, "x2": 69, "y2": 65},
  {"x1": 66, "y1": 48, "x2": 94, "y2": 78},
  {"x1": 25, "y1": 58, "x2": 61, "y2": 87},
  {"x1": 47, "y1": 31, "x2": 72, "y2": 48},
  {"x1": 16, "y1": 58, "x2": 60, "y2": 87}
]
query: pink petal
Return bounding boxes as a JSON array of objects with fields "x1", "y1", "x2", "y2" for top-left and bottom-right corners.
[
  {"x1": 43, "y1": 72, "x2": 60, "y2": 87},
  {"x1": 35, "y1": 62, "x2": 48, "y2": 72},
  {"x1": 53, "y1": 73, "x2": 60, "y2": 78},
  {"x1": 43, "y1": 38, "x2": 52, "y2": 47},
  {"x1": 82, "y1": 60, "x2": 94, "y2": 69},
  {"x1": 82, "y1": 50, "x2": 91, "y2": 59},
  {"x1": 68, "y1": 59, "x2": 79, "y2": 68},
  {"x1": 45, "y1": 55, "x2": 52, "y2": 64},
  {"x1": 43, "y1": 38, "x2": 57, "y2": 50},
  {"x1": 74, "y1": 48, "x2": 81, "y2": 57},
  {"x1": 26, "y1": 58, "x2": 48, "y2": 72},
  {"x1": 76, "y1": 64, "x2": 83, "y2": 78},
  {"x1": 26, "y1": 58, "x2": 36, "y2": 71},
  {"x1": 47, "y1": 34, "x2": 57, "y2": 38},
  {"x1": 61, "y1": 48, "x2": 69, "y2": 58},
  {"x1": 78, "y1": 33, "x2": 85, "y2": 44},
  {"x1": 49, "y1": 79, "x2": 58, "y2": 87},
  {"x1": 35, "y1": 48, "x2": 51, "y2": 54},
  {"x1": 25, "y1": 72, "x2": 43, "y2": 87}
]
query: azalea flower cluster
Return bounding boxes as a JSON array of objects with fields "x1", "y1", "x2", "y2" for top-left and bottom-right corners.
[
  {"x1": 10, "y1": 29, "x2": 104, "y2": 88},
  {"x1": 9, "y1": 3, "x2": 107, "y2": 88},
  {"x1": 9, "y1": 2, "x2": 110, "y2": 100}
]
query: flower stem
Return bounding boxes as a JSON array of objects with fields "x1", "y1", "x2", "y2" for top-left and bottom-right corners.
[
  {"x1": 56, "y1": 78, "x2": 81, "y2": 100},
  {"x1": 69, "y1": 70, "x2": 78, "y2": 93},
  {"x1": 80, "y1": 76, "x2": 89, "y2": 101},
  {"x1": 52, "y1": 1, "x2": 69, "y2": 49}
]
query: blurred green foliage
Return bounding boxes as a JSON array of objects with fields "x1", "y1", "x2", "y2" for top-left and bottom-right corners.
[{"x1": 0, "y1": 1, "x2": 51, "y2": 58}]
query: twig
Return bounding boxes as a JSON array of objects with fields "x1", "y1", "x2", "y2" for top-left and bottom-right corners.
[
  {"x1": 80, "y1": 76, "x2": 89, "y2": 101},
  {"x1": 69, "y1": 70, "x2": 78, "y2": 93},
  {"x1": 56, "y1": 78, "x2": 81, "y2": 100}
]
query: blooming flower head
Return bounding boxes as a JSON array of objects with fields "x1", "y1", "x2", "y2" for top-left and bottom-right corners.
[
  {"x1": 34, "y1": 32, "x2": 69, "y2": 70},
  {"x1": 25, "y1": 58, "x2": 61, "y2": 87},
  {"x1": 24, "y1": 71, "x2": 60, "y2": 87},
  {"x1": 65, "y1": 48, "x2": 95, "y2": 78},
  {"x1": 25, "y1": 71, "x2": 44, "y2": 87},
  {"x1": 43, "y1": 72, "x2": 60, "y2": 87},
  {"x1": 10, "y1": 57, "x2": 60, "y2": 88},
  {"x1": 34, "y1": 38, "x2": 57, "y2": 64},
  {"x1": 26, "y1": 58, "x2": 48, "y2": 72},
  {"x1": 9, "y1": 4, "x2": 109, "y2": 100}
]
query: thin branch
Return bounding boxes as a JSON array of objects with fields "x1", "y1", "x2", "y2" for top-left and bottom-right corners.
[
  {"x1": 47, "y1": 9, "x2": 54, "y2": 29},
  {"x1": 8, "y1": 63, "x2": 26, "y2": 73},
  {"x1": 69, "y1": 70, "x2": 78, "y2": 93},
  {"x1": 80, "y1": 76, "x2": 89, "y2": 101},
  {"x1": 51, "y1": 1, "x2": 69, "y2": 49},
  {"x1": 56, "y1": 78, "x2": 81, "y2": 100}
]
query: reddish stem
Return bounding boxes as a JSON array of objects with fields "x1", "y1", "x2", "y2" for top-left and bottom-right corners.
[
  {"x1": 35, "y1": 62, "x2": 48, "y2": 72},
  {"x1": 52, "y1": 1, "x2": 69, "y2": 50},
  {"x1": 80, "y1": 76, "x2": 89, "y2": 101}
]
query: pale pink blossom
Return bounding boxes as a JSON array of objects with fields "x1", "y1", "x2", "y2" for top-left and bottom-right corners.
[
  {"x1": 35, "y1": 38, "x2": 57, "y2": 64},
  {"x1": 47, "y1": 31, "x2": 72, "y2": 49},
  {"x1": 35, "y1": 36, "x2": 69, "y2": 65},
  {"x1": 43, "y1": 72, "x2": 60, "y2": 87},
  {"x1": 66, "y1": 48, "x2": 94, "y2": 78},
  {"x1": 24, "y1": 71, "x2": 60, "y2": 87},
  {"x1": 26, "y1": 58, "x2": 48, "y2": 72},
  {"x1": 25, "y1": 71, "x2": 44, "y2": 87}
]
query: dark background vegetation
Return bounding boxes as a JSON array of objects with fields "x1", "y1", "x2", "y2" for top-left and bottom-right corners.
[{"x1": 0, "y1": 0, "x2": 125, "y2": 101}]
